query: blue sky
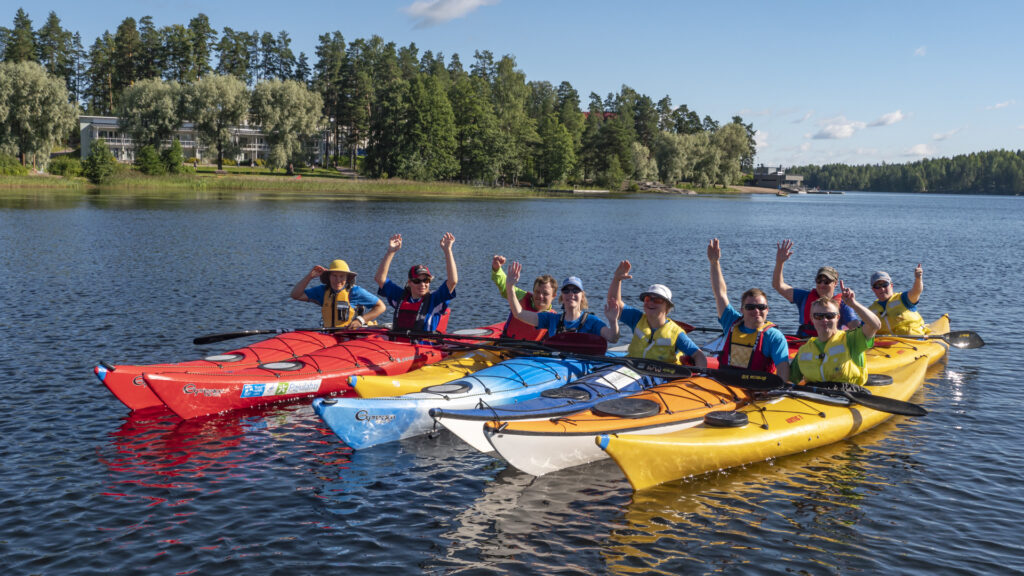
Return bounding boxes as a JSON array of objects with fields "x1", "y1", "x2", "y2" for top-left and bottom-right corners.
[{"x1": 15, "y1": 0, "x2": 1024, "y2": 167}]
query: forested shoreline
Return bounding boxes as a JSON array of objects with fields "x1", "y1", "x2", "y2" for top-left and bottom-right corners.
[
  {"x1": 791, "y1": 149, "x2": 1024, "y2": 195},
  {"x1": 0, "y1": 8, "x2": 756, "y2": 189}
]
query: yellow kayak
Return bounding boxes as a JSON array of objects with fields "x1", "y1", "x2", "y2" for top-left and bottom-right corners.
[
  {"x1": 869, "y1": 314, "x2": 949, "y2": 370},
  {"x1": 352, "y1": 348, "x2": 507, "y2": 398},
  {"x1": 599, "y1": 344, "x2": 932, "y2": 491}
]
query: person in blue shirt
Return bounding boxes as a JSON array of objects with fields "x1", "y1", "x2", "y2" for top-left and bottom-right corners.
[
  {"x1": 374, "y1": 232, "x2": 458, "y2": 332},
  {"x1": 503, "y1": 260, "x2": 620, "y2": 342},
  {"x1": 708, "y1": 238, "x2": 790, "y2": 380},
  {"x1": 290, "y1": 259, "x2": 386, "y2": 329},
  {"x1": 606, "y1": 260, "x2": 706, "y2": 367},
  {"x1": 772, "y1": 238, "x2": 861, "y2": 337}
]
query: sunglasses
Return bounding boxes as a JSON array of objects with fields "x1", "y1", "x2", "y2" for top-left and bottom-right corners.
[
  {"x1": 409, "y1": 278, "x2": 431, "y2": 285},
  {"x1": 561, "y1": 286, "x2": 582, "y2": 294},
  {"x1": 816, "y1": 277, "x2": 835, "y2": 285},
  {"x1": 812, "y1": 311, "x2": 839, "y2": 320},
  {"x1": 872, "y1": 281, "x2": 890, "y2": 289},
  {"x1": 743, "y1": 303, "x2": 768, "y2": 311},
  {"x1": 643, "y1": 295, "x2": 667, "y2": 304}
]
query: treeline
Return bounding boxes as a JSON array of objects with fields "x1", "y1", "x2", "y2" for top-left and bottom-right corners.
[
  {"x1": 791, "y1": 149, "x2": 1024, "y2": 195},
  {"x1": 1, "y1": 7, "x2": 757, "y2": 187}
]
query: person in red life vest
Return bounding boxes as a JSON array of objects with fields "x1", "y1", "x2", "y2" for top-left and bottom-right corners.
[
  {"x1": 707, "y1": 238, "x2": 790, "y2": 381},
  {"x1": 290, "y1": 259, "x2": 386, "y2": 329},
  {"x1": 606, "y1": 260, "x2": 706, "y2": 367},
  {"x1": 490, "y1": 255, "x2": 557, "y2": 340},
  {"x1": 772, "y1": 238, "x2": 861, "y2": 338},
  {"x1": 867, "y1": 265, "x2": 928, "y2": 335},
  {"x1": 789, "y1": 283, "x2": 881, "y2": 387},
  {"x1": 374, "y1": 232, "x2": 458, "y2": 332},
  {"x1": 503, "y1": 261, "x2": 620, "y2": 342}
]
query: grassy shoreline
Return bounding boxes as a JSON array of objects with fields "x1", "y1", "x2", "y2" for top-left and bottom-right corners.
[{"x1": 1, "y1": 169, "x2": 765, "y2": 199}]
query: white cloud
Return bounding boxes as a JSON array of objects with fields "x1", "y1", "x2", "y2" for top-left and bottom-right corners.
[
  {"x1": 792, "y1": 111, "x2": 813, "y2": 124},
  {"x1": 812, "y1": 117, "x2": 866, "y2": 139},
  {"x1": 868, "y1": 110, "x2": 905, "y2": 127},
  {"x1": 799, "y1": 142, "x2": 811, "y2": 152},
  {"x1": 933, "y1": 128, "x2": 960, "y2": 141},
  {"x1": 986, "y1": 99, "x2": 1015, "y2": 110},
  {"x1": 754, "y1": 130, "x2": 768, "y2": 148},
  {"x1": 914, "y1": 46, "x2": 927, "y2": 57},
  {"x1": 907, "y1": 144, "x2": 936, "y2": 157},
  {"x1": 405, "y1": 0, "x2": 498, "y2": 28}
]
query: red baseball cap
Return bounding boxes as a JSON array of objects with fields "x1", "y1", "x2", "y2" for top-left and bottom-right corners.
[{"x1": 408, "y1": 264, "x2": 432, "y2": 280}]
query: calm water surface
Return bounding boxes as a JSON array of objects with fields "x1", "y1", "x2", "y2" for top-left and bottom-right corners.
[{"x1": 1, "y1": 191, "x2": 1020, "y2": 574}]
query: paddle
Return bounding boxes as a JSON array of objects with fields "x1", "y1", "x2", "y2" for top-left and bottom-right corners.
[
  {"x1": 919, "y1": 331, "x2": 984, "y2": 349},
  {"x1": 790, "y1": 384, "x2": 928, "y2": 417},
  {"x1": 193, "y1": 326, "x2": 381, "y2": 345}
]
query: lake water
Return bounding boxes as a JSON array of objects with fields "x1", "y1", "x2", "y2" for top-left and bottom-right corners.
[{"x1": 1, "y1": 191, "x2": 1020, "y2": 574}]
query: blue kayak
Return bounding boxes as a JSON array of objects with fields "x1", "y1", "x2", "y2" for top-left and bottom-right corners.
[
  {"x1": 312, "y1": 356, "x2": 610, "y2": 450},
  {"x1": 429, "y1": 364, "x2": 661, "y2": 452}
]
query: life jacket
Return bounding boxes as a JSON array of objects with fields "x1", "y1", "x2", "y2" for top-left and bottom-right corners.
[
  {"x1": 794, "y1": 330, "x2": 868, "y2": 386},
  {"x1": 626, "y1": 316, "x2": 685, "y2": 364},
  {"x1": 719, "y1": 320, "x2": 777, "y2": 373},
  {"x1": 869, "y1": 292, "x2": 927, "y2": 336},
  {"x1": 501, "y1": 292, "x2": 548, "y2": 341},
  {"x1": 393, "y1": 296, "x2": 450, "y2": 332},
  {"x1": 555, "y1": 310, "x2": 590, "y2": 335},
  {"x1": 321, "y1": 288, "x2": 353, "y2": 328},
  {"x1": 798, "y1": 291, "x2": 843, "y2": 338}
]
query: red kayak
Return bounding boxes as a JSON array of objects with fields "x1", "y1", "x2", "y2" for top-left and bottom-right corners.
[
  {"x1": 143, "y1": 324, "x2": 504, "y2": 419},
  {"x1": 95, "y1": 330, "x2": 343, "y2": 411}
]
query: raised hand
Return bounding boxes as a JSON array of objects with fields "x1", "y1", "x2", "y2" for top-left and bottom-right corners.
[
  {"x1": 614, "y1": 260, "x2": 632, "y2": 280},
  {"x1": 440, "y1": 232, "x2": 455, "y2": 252},
  {"x1": 309, "y1": 265, "x2": 326, "y2": 279},
  {"x1": 776, "y1": 239, "x2": 794, "y2": 265},
  {"x1": 508, "y1": 261, "x2": 522, "y2": 285},
  {"x1": 387, "y1": 233, "x2": 403, "y2": 253},
  {"x1": 604, "y1": 297, "x2": 621, "y2": 323},
  {"x1": 707, "y1": 238, "x2": 721, "y2": 263},
  {"x1": 492, "y1": 254, "x2": 506, "y2": 271},
  {"x1": 914, "y1": 263, "x2": 923, "y2": 279},
  {"x1": 839, "y1": 279, "x2": 856, "y2": 305}
]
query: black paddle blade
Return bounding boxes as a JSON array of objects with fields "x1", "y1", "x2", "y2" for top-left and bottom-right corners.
[
  {"x1": 194, "y1": 329, "x2": 275, "y2": 345},
  {"x1": 845, "y1": 391, "x2": 928, "y2": 417},
  {"x1": 943, "y1": 331, "x2": 985, "y2": 349}
]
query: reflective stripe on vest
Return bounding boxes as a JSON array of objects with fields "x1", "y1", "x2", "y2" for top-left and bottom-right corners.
[
  {"x1": 321, "y1": 288, "x2": 352, "y2": 328},
  {"x1": 626, "y1": 316, "x2": 684, "y2": 364},
  {"x1": 795, "y1": 330, "x2": 867, "y2": 386},
  {"x1": 720, "y1": 320, "x2": 777, "y2": 373},
  {"x1": 869, "y1": 292, "x2": 927, "y2": 336}
]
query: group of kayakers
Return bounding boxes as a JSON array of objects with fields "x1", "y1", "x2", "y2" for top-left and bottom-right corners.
[{"x1": 292, "y1": 234, "x2": 928, "y2": 389}]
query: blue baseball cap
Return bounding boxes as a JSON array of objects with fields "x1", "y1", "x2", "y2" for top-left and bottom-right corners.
[{"x1": 560, "y1": 276, "x2": 584, "y2": 291}]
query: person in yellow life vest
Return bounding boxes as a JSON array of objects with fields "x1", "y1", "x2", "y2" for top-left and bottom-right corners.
[
  {"x1": 789, "y1": 282, "x2": 882, "y2": 387},
  {"x1": 868, "y1": 265, "x2": 927, "y2": 335},
  {"x1": 491, "y1": 255, "x2": 557, "y2": 340},
  {"x1": 606, "y1": 260, "x2": 707, "y2": 367},
  {"x1": 290, "y1": 259, "x2": 386, "y2": 329},
  {"x1": 707, "y1": 238, "x2": 790, "y2": 382}
]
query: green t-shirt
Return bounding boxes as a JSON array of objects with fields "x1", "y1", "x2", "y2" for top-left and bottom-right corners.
[{"x1": 492, "y1": 267, "x2": 528, "y2": 301}]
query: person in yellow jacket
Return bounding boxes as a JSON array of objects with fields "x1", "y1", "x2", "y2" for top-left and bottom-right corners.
[
  {"x1": 789, "y1": 281, "x2": 881, "y2": 387},
  {"x1": 606, "y1": 260, "x2": 707, "y2": 368},
  {"x1": 290, "y1": 259, "x2": 386, "y2": 329},
  {"x1": 868, "y1": 265, "x2": 927, "y2": 335}
]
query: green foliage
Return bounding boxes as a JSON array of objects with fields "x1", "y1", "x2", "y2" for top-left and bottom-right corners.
[
  {"x1": 0, "y1": 60, "x2": 77, "y2": 165},
  {"x1": 791, "y1": 150, "x2": 1024, "y2": 195},
  {"x1": 162, "y1": 139, "x2": 184, "y2": 173},
  {"x1": 47, "y1": 155, "x2": 82, "y2": 177},
  {"x1": 82, "y1": 138, "x2": 117, "y2": 184},
  {"x1": 250, "y1": 78, "x2": 323, "y2": 171},
  {"x1": 183, "y1": 74, "x2": 249, "y2": 170},
  {"x1": 134, "y1": 145, "x2": 166, "y2": 175},
  {"x1": 600, "y1": 155, "x2": 625, "y2": 190},
  {"x1": 117, "y1": 78, "x2": 182, "y2": 149},
  {"x1": 0, "y1": 153, "x2": 30, "y2": 175}
]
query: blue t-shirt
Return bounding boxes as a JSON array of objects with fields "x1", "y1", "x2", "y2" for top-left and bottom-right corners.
[
  {"x1": 378, "y1": 279, "x2": 456, "y2": 332},
  {"x1": 620, "y1": 306, "x2": 700, "y2": 357},
  {"x1": 717, "y1": 304, "x2": 790, "y2": 365},
  {"x1": 536, "y1": 310, "x2": 607, "y2": 338},
  {"x1": 792, "y1": 288, "x2": 859, "y2": 328},
  {"x1": 304, "y1": 284, "x2": 381, "y2": 309}
]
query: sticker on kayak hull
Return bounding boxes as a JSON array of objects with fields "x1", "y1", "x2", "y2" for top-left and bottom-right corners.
[{"x1": 241, "y1": 379, "x2": 322, "y2": 398}]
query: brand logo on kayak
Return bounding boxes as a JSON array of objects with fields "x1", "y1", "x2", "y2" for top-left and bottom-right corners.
[
  {"x1": 786, "y1": 415, "x2": 803, "y2": 424},
  {"x1": 355, "y1": 410, "x2": 395, "y2": 424},
  {"x1": 182, "y1": 383, "x2": 227, "y2": 397}
]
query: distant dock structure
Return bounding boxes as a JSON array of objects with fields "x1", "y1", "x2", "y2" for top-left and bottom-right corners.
[{"x1": 752, "y1": 165, "x2": 806, "y2": 193}]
